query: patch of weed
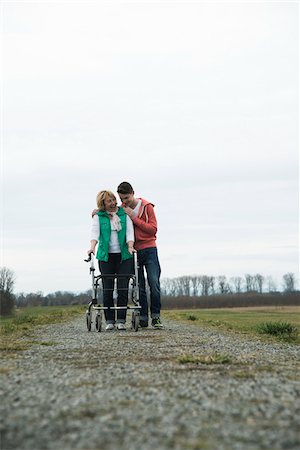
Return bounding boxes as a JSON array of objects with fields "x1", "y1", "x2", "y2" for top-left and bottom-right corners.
[
  {"x1": 0, "y1": 306, "x2": 84, "y2": 357},
  {"x1": 0, "y1": 366, "x2": 15, "y2": 374},
  {"x1": 231, "y1": 370, "x2": 255, "y2": 379},
  {"x1": 37, "y1": 341, "x2": 58, "y2": 346},
  {"x1": 177, "y1": 353, "x2": 232, "y2": 365},
  {"x1": 187, "y1": 315, "x2": 198, "y2": 321},
  {"x1": 256, "y1": 321, "x2": 298, "y2": 342}
]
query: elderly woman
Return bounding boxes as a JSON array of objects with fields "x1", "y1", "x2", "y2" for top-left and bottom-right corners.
[{"x1": 87, "y1": 190, "x2": 134, "y2": 331}]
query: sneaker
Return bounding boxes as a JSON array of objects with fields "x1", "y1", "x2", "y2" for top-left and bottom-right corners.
[
  {"x1": 105, "y1": 323, "x2": 115, "y2": 331},
  {"x1": 140, "y1": 320, "x2": 148, "y2": 328},
  {"x1": 151, "y1": 317, "x2": 163, "y2": 329},
  {"x1": 116, "y1": 323, "x2": 126, "y2": 331}
]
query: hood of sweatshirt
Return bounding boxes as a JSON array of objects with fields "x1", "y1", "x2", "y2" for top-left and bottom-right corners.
[{"x1": 137, "y1": 198, "x2": 154, "y2": 221}]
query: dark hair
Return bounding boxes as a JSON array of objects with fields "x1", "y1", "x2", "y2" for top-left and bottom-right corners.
[{"x1": 117, "y1": 181, "x2": 134, "y2": 194}]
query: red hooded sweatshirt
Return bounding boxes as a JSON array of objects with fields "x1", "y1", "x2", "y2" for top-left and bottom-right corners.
[{"x1": 131, "y1": 198, "x2": 157, "y2": 251}]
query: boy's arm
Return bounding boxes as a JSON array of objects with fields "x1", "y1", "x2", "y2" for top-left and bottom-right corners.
[{"x1": 131, "y1": 204, "x2": 157, "y2": 236}]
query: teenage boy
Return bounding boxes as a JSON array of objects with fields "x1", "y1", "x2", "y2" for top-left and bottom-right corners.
[{"x1": 116, "y1": 182, "x2": 163, "y2": 329}]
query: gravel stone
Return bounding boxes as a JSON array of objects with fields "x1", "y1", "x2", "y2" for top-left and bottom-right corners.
[{"x1": 0, "y1": 316, "x2": 299, "y2": 450}]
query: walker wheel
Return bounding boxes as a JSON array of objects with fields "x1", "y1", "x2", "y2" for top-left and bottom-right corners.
[
  {"x1": 132, "y1": 311, "x2": 140, "y2": 332},
  {"x1": 86, "y1": 312, "x2": 92, "y2": 332},
  {"x1": 95, "y1": 313, "x2": 102, "y2": 332}
]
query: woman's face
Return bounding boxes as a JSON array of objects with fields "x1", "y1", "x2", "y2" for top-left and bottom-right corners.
[{"x1": 104, "y1": 196, "x2": 117, "y2": 211}]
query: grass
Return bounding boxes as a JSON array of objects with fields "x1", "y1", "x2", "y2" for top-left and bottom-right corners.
[
  {"x1": 177, "y1": 353, "x2": 232, "y2": 365},
  {"x1": 162, "y1": 306, "x2": 300, "y2": 344},
  {"x1": 1, "y1": 305, "x2": 84, "y2": 333},
  {"x1": 187, "y1": 314, "x2": 198, "y2": 321},
  {"x1": 1, "y1": 305, "x2": 299, "y2": 359},
  {"x1": 256, "y1": 321, "x2": 298, "y2": 341},
  {"x1": 0, "y1": 305, "x2": 84, "y2": 356}
]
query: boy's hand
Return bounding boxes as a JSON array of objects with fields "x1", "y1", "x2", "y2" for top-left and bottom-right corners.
[
  {"x1": 91, "y1": 208, "x2": 99, "y2": 217},
  {"x1": 123, "y1": 206, "x2": 134, "y2": 219}
]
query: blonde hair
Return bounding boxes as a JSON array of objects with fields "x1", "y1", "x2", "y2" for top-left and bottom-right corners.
[{"x1": 96, "y1": 190, "x2": 117, "y2": 211}]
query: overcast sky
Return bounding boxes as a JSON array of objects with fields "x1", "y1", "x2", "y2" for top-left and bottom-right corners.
[{"x1": 1, "y1": 1, "x2": 299, "y2": 294}]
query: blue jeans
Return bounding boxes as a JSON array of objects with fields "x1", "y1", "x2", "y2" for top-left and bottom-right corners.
[{"x1": 137, "y1": 247, "x2": 161, "y2": 321}]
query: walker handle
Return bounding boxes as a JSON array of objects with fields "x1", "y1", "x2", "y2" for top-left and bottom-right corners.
[{"x1": 84, "y1": 253, "x2": 95, "y2": 270}]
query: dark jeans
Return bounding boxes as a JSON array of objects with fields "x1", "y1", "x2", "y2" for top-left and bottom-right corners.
[
  {"x1": 99, "y1": 254, "x2": 133, "y2": 323},
  {"x1": 137, "y1": 247, "x2": 161, "y2": 322}
]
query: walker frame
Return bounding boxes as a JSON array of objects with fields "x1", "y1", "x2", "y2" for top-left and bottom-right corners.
[{"x1": 84, "y1": 252, "x2": 141, "y2": 332}]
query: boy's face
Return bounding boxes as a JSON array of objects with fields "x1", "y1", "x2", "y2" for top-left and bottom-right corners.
[{"x1": 118, "y1": 192, "x2": 135, "y2": 208}]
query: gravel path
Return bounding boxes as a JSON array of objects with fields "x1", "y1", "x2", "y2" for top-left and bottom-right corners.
[{"x1": 1, "y1": 315, "x2": 300, "y2": 450}]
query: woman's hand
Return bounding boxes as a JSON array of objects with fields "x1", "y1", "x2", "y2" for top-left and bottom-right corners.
[
  {"x1": 127, "y1": 241, "x2": 135, "y2": 255},
  {"x1": 88, "y1": 240, "x2": 97, "y2": 255}
]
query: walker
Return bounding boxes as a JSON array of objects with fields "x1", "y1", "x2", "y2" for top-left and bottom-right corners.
[{"x1": 84, "y1": 252, "x2": 141, "y2": 332}]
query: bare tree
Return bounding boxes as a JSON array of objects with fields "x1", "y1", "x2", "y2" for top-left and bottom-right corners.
[
  {"x1": 190, "y1": 276, "x2": 201, "y2": 296},
  {"x1": 173, "y1": 277, "x2": 183, "y2": 296},
  {"x1": 0, "y1": 267, "x2": 15, "y2": 315},
  {"x1": 26, "y1": 291, "x2": 44, "y2": 307},
  {"x1": 210, "y1": 276, "x2": 215, "y2": 295},
  {"x1": 163, "y1": 278, "x2": 178, "y2": 296},
  {"x1": 282, "y1": 273, "x2": 295, "y2": 292},
  {"x1": 161, "y1": 278, "x2": 171, "y2": 296},
  {"x1": 178, "y1": 276, "x2": 192, "y2": 296},
  {"x1": 230, "y1": 276, "x2": 243, "y2": 293},
  {"x1": 245, "y1": 274, "x2": 256, "y2": 292},
  {"x1": 266, "y1": 276, "x2": 277, "y2": 293},
  {"x1": 0, "y1": 267, "x2": 15, "y2": 293},
  {"x1": 217, "y1": 275, "x2": 227, "y2": 294},
  {"x1": 199, "y1": 275, "x2": 213, "y2": 296},
  {"x1": 254, "y1": 274, "x2": 264, "y2": 294}
]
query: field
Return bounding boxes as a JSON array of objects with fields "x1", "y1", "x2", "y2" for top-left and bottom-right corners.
[
  {"x1": 0, "y1": 305, "x2": 84, "y2": 355},
  {"x1": 163, "y1": 306, "x2": 300, "y2": 343}
]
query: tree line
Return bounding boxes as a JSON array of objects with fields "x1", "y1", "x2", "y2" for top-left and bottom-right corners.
[
  {"x1": 160, "y1": 273, "x2": 297, "y2": 297},
  {"x1": 0, "y1": 266, "x2": 298, "y2": 316},
  {"x1": 0, "y1": 267, "x2": 92, "y2": 315},
  {"x1": 15, "y1": 290, "x2": 91, "y2": 308}
]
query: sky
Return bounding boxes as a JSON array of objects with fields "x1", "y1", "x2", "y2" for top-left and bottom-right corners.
[{"x1": 1, "y1": 0, "x2": 299, "y2": 294}]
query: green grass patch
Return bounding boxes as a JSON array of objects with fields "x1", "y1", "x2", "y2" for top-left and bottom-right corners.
[
  {"x1": 1, "y1": 306, "x2": 84, "y2": 334},
  {"x1": 162, "y1": 307, "x2": 300, "y2": 344},
  {"x1": 0, "y1": 305, "x2": 84, "y2": 356},
  {"x1": 231, "y1": 370, "x2": 255, "y2": 379},
  {"x1": 256, "y1": 321, "x2": 298, "y2": 342},
  {"x1": 187, "y1": 314, "x2": 198, "y2": 321},
  {"x1": 177, "y1": 353, "x2": 232, "y2": 365},
  {"x1": 38, "y1": 340, "x2": 58, "y2": 346}
]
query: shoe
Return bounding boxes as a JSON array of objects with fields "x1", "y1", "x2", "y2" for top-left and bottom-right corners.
[
  {"x1": 140, "y1": 320, "x2": 148, "y2": 328},
  {"x1": 117, "y1": 323, "x2": 126, "y2": 330},
  {"x1": 105, "y1": 323, "x2": 115, "y2": 331},
  {"x1": 151, "y1": 317, "x2": 163, "y2": 329}
]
